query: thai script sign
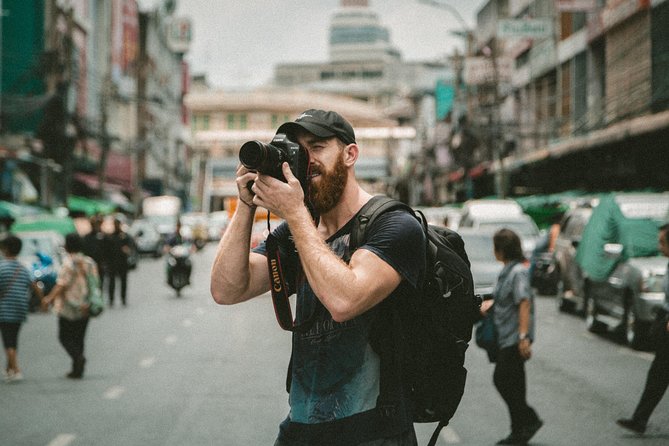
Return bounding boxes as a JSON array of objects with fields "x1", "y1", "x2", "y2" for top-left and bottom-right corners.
[{"x1": 497, "y1": 19, "x2": 553, "y2": 38}]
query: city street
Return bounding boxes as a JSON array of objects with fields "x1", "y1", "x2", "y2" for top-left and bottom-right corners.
[{"x1": 2, "y1": 243, "x2": 668, "y2": 446}]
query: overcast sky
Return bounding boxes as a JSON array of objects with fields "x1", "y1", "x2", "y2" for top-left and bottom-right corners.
[{"x1": 166, "y1": 0, "x2": 487, "y2": 90}]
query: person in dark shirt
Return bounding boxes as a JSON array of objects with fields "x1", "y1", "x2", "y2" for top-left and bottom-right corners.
[
  {"x1": 82, "y1": 215, "x2": 107, "y2": 291},
  {"x1": 210, "y1": 110, "x2": 425, "y2": 446},
  {"x1": 106, "y1": 217, "x2": 133, "y2": 306}
]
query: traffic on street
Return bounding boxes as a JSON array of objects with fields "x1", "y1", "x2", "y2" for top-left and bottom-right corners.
[{"x1": 2, "y1": 240, "x2": 668, "y2": 446}]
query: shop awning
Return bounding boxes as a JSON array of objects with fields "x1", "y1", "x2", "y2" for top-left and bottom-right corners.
[{"x1": 67, "y1": 195, "x2": 117, "y2": 216}]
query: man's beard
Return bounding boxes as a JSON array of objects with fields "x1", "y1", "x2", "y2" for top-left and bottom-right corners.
[{"x1": 309, "y1": 152, "x2": 348, "y2": 214}]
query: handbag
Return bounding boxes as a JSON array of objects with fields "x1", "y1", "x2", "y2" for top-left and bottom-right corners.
[
  {"x1": 83, "y1": 260, "x2": 104, "y2": 317},
  {"x1": 475, "y1": 312, "x2": 498, "y2": 363}
]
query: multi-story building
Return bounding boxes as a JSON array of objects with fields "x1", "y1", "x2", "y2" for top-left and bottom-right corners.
[
  {"x1": 453, "y1": 0, "x2": 669, "y2": 198},
  {"x1": 273, "y1": 0, "x2": 456, "y2": 205},
  {"x1": 185, "y1": 81, "x2": 412, "y2": 213},
  {"x1": 0, "y1": 0, "x2": 191, "y2": 213}
]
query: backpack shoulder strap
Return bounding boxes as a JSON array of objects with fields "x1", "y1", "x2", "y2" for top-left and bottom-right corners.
[{"x1": 349, "y1": 196, "x2": 415, "y2": 251}]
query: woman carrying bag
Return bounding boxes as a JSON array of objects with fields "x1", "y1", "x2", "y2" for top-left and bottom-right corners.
[
  {"x1": 481, "y1": 229, "x2": 543, "y2": 445},
  {"x1": 43, "y1": 233, "x2": 98, "y2": 379}
]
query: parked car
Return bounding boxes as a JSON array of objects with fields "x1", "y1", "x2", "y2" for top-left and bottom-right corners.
[
  {"x1": 415, "y1": 205, "x2": 462, "y2": 230},
  {"x1": 553, "y1": 206, "x2": 593, "y2": 313},
  {"x1": 459, "y1": 206, "x2": 541, "y2": 260},
  {"x1": 578, "y1": 193, "x2": 669, "y2": 349},
  {"x1": 128, "y1": 219, "x2": 164, "y2": 257},
  {"x1": 14, "y1": 230, "x2": 64, "y2": 312},
  {"x1": 459, "y1": 228, "x2": 503, "y2": 300}
]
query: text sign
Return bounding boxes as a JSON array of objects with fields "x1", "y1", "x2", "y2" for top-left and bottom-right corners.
[{"x1": 497, "y1": 19, "x2": 553, "y2": 38}]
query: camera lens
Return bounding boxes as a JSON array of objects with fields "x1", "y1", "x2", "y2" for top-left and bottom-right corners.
[{"x1": 239, "y1": 141, "x2": 268, "y2": 170}]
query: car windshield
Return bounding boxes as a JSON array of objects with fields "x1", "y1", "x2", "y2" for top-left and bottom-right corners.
[
  {"x1": 478, "y1": 220, "x2": 539, "y2": 237},
  {"x1": 461, "y1": 234, "x2": 495, "y2": 262}
]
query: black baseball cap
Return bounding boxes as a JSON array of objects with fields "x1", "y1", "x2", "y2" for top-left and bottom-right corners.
[{"x1": 277, "y1": 109, "x2": 356, "y2": 145}]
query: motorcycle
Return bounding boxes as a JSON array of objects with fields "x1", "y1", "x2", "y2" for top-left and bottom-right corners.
[{"x1": 166, "y1": 244, "x2": 192, "y2": 297}]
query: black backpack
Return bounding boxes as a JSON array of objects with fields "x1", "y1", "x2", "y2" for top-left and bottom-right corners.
[{"x1": 349, "y1": 196, "x2": 481, "y2": 446}]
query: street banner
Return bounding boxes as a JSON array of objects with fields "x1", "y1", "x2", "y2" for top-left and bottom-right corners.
[
  {"x1": 464, "y1": 57, "x2": 513, "y2": 85},
  {"x1": 556, "y1": 0, "x2": 597, "y2": 11},
  {"x1": 497, "y1": 19, "x2": 553, "y2": 38}
]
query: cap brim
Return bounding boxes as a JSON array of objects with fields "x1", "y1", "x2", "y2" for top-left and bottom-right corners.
[{"x1": 276, "y1": 122, "x2": 336, "y2": 139}]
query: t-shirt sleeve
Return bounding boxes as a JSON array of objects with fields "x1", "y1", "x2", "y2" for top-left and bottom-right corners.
[
  {"x1": 512, "y1": 265, "x2": 533, "y2": 304},
  {"x1": 358, "y1": 210, "x2": 425, "y2": 289}
]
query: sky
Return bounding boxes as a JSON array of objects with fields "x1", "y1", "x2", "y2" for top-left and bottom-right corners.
[{"x1": 163, "y1": 0, "x2": 488, "y2": 90}]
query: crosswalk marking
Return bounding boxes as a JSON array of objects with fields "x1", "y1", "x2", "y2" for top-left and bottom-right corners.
[
  {"x1": 139, "y1": 357, "x2": 156, "y2": 368},
  {"x1": 182, "y1": 318, "x2": 193, "y2": 327},
  {"x1": 165, "y1": 335, "x2": 178, "y2": 345},
  {"x1": 47, "y1": 434, "x2": 76, "y2": 446},
  {"x1": 103, "y1": 385, "x2": 125, "y2": 400}
]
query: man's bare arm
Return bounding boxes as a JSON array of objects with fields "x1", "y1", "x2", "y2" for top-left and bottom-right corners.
[{"x1": 210, "y1": 169, "x2": 271, "y2": 305}]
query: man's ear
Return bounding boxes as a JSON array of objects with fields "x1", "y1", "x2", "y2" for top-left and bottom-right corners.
[{"x1": 344, "y1": 143, "x2": 358, "y2": 166}]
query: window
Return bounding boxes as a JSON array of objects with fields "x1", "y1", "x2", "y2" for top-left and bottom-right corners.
[
  {"x1": 227, "y1": 114, "x2": 235, "y2": 129},
  {"x1": 239, "y1": 114, "x2": 247, "y2": 129}
]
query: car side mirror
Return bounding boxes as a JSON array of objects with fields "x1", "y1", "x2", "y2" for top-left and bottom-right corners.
[{"x1": 603, "y1": 243, "x2": 623, "y2": 258}]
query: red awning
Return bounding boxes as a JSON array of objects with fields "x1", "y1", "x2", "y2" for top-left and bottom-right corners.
[
  {"x1": 80, "y1": 142, "x2": 134, "y2": 192},
  {"x1": 468, "y1": 163, "x2": 489, "y2": 179},
  {"x1": 73, "y1": 172, "x2": 133, "y2": 193},
  {"x1": 447, "y1": 169, "x2": 464, "y2": 183}
]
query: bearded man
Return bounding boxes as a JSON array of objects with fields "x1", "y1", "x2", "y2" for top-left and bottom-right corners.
[{"x1": 210, "y1": 109, "x2": 425, "y2": 446}]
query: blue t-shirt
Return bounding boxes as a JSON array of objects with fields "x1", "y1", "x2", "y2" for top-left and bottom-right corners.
[{"x1": 254, "y1": 207, "x2": 425, "y2": 443}]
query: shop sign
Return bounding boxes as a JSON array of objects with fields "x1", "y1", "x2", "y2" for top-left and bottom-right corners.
[{"x1": 497, "y1": 19, "x2": 553, "y2": 38}]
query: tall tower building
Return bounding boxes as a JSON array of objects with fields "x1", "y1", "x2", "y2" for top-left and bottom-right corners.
[{"x1": 329, "y1": 0, "x2": 401, "y2": 63}]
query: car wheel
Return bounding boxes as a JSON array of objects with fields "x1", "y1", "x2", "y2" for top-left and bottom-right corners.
[{"x1": 585, "y1": 294, "x2": 604, "y2": 333}]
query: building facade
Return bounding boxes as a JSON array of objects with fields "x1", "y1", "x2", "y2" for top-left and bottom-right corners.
[
  {"x1": 0, "y1": 0, "x2": 191, "y2": 214},
  {"x1": 445, "y1": 0, "x2": 669, "y2": 199},
  {"x1": 185, "y1": 83, "x2": 412, "y2": 213}
]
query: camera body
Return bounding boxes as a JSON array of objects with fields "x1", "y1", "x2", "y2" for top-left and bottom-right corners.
[{"x1": 239, "y1": 133, "x2": 309, "y2": 190}]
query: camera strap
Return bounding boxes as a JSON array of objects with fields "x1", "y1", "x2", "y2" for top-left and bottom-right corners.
[{"x1": 266, "y1": 231, "x2": 316, "y2": 332}]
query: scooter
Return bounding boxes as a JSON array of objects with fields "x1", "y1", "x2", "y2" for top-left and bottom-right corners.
[{"x1": 166, "y1": 245, "x2": 192, "y2": 297}]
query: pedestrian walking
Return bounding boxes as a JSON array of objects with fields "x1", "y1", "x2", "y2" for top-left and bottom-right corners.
[
  {"x1": 106, "y1": 217, "x2": 133, "y2": 306},
  {"x1": 82, "y1": 214, "x2": 107, "y2": 291},
  {"x1": 210, "y1": 109, "x2": 425, "y2": 445},
  {"x1": 480, "y1": 228, "x2": 543, "y2": 445},
  {"x1": 616, "y1": 223, "x2": 669, "y2": 434},
  {"x1": 0, "y1": 235, "x2": 42, "y2": 382},
  {"x1": 43, "y1": 233, "x2": 97, "y2": 379}
]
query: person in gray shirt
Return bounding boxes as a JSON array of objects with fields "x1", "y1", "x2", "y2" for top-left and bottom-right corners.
[{"x1": 481, "y1": 228, "x2": 543, "y2": 445}]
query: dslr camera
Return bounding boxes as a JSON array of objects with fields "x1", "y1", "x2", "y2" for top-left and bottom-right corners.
[{"x1": 239, "y1": 133, "x2": 309, "y2": 190}]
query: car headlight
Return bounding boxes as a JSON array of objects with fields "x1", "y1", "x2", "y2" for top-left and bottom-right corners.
[{"x1": 641, "y1": 272, "x2": 665, "y2": 293}]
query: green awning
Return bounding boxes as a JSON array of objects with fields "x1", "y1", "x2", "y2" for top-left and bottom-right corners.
[
  {"x1": 67, "y1": 195, "x2": 116, "y2": 216},
  {"x1": 11, "y1": 214, "x2": 77, "y2": 236}
]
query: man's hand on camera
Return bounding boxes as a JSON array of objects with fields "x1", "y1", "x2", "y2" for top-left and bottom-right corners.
[
  {"x1": 235, "y1": 164, "x2": 258, "y2": 209},
  {"x1": 251, "y1": 162, "x2": 305, "y2": 219}
]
